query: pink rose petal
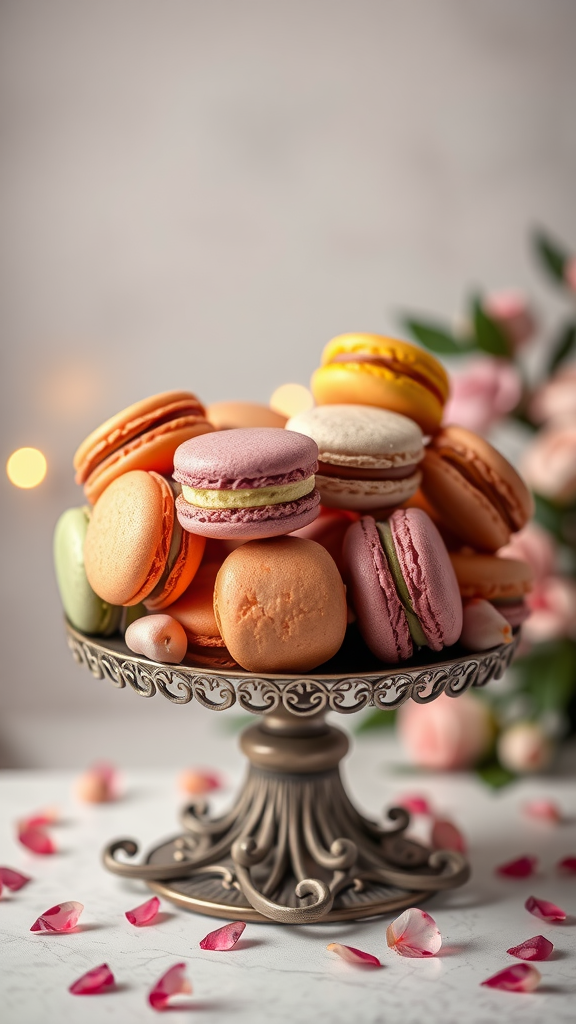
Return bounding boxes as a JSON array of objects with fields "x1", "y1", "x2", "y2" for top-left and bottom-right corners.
[
  {"x1": 327, "y1": 942, "x2": 380, "y2": 966},
  {"x1": 179, "y1": 769, "x2": 222, "y2": 796},
  {"x1": 395, "y1": 794, "x2": 433, "y2": 816},
  {"x1": 431, "y1": 818, "x2": 467, "y2": 854},
  {"x1": 0, "y1": 867, "x2": 32, "y2": 891},
  {"x1": 30, "y1": 901, "x2": 84, "y2": 933},
  {"x1": 507, "y1": 935, "x2": 554, "y2": 961},
  {"x1": 386, "y1": 907, "x2": 442, "y2": 957},
  {"x1": 69, "y1": 963, "x2": 115, "y2": 995},
  {"x1": 525, "y1": 896, "x2": 566, "y2": 922},
  {"x1": 523, "y1": 799, "x2": 562, "y2": 824},
  {"x1": 125, "y1": 896, "x2": 161, "y2": 927},
  {"x1": 148, "y1": 963, "x2": 192, "y2": 1011},
  {"x1": 557, "y1": 856, "x2": 576, "y2": 875},
  {"x1": 481, "y1": 963, "x2": 541, "y2": 992},
  {"x1": 496, "y1": 856, "x2": 537, "y2": 879},
  {"x1": 199, "y1": 921, "x2": 246, "y2": 950},
  {"x1": 18, "y1": 825, "x2": 56, "y2": 855},
  {"x1": 21, "y1": 807, "x2": 59, "y2": 828}
]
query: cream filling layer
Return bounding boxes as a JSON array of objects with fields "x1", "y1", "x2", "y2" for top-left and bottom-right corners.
[{"x1": 181, "y1": 476, "x2": 315, "y2": 509}]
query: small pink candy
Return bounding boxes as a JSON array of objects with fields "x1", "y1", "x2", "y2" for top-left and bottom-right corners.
[
  {"x1": 199, "y1": 921, "x2": 246, "y2": 950},
  {"x1": 460, "y1": 599, "x2": 512, "y2": 651},
  {"x1": 557, "y1": 856, "x2": 576, "y2": 875},
  {"x1": 327, "y1": 942, "x2": 380, "y2": 966},
  {"x1": 523, "y1": 799, "x2": 562, "y2": 824},
  {"x1": 395, "y1": 794, "x2": 432, "y2": 816},
  {"x1": 386, "y1": 907, "x2": 442, "y2": 958},
  {"x1": 507, "y1": 935, "x2": 554, "y2": 961},
  {"x1": 179, "y1": 769, "x2": 222, "y2": 796},
  {"x1": 125, "y1": 896, "x2": 161, "y2": 927},
  {"x1": 18, "y1": 825, "x2": 55, "y2": 855},
  {"x1": 431, "y1": 818, "x2": 467, "y2": 854},
  {"x1": 126, "y1": 615, "x2": 188, "y2": 665},
  {"x1": 496, "y1": 856, "x2": 537, "y2": 879},
  {"x1": 481, "y1": 963, "x2": 541, "y2": 992},
  {"x1": 148, "y1": 963, "x2": 192, "y2": 1011},
  {"x1": 69, "y1": 963, "x2": 115, "y2": 995},
  {"x1": 30, "y1": 901, "x2": 84, "y2": 933},
  {"x1": 525, "y1": 896, "x2": 566, "y2": 922},
  {"x1": 0, "y1": 867, "x2": 32, "y2": 891}
]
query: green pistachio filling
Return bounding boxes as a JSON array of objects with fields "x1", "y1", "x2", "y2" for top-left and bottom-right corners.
[
  {"x1": 376, "y1": 521, "x2": 428, "y2": 648},
  {"x1": 181, "y1": 476, "x2": 315, "y2": 509}
]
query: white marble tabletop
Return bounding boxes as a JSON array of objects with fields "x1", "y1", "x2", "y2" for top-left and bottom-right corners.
[{"x1": 1, "y1": 736, "x2": 575, "y2": 1024}]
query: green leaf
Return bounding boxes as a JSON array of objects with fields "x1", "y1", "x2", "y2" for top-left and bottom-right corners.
[
  {"x1": 355, "y1": 708, "x2": 397, "y2": 733},
  {"x1": 532, "y1": 227, "x2": 570, "y2": 284},
  {"x1": 401, "y1": 317, "x2": 470, "y2": 355},
  {"x1": 471, "y1": 295, "x2": 511, "y2": 356},
  {"x1": 514, "y1": 638, "x2": 576, "y2": 717},
  {"x1": 533, "y1": 493, "x2": 566, "y2": 543},
  {"x1": 548, "y1": 320, "x2": 576, "y2": 375},
  {"x1": 475, "y1": 760, "x2": 517, "y2": 790}
]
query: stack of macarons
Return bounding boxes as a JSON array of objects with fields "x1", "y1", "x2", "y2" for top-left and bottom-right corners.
[{"x1": 54, "y1": 330, "x2": 534, "y2": 671}]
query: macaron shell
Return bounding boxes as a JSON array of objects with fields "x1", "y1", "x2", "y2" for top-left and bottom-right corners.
[
  {"x1": 450, "y1": 552, "x2": 533, "y2": 601},
  {"x1": 74, "y1": 391, "x2": 207, "y2": 482},
  {"x1": 84, "y1": 470, "x2": 173, "y2": 606},
  {"x1": 390, "y1": 508, "x2": 463, "y2": 651},
  {"x1": 83, "y1": 417, "x2": 214, "y2": 505},
  {"x1": 169, "y1": 561, "x2": 226, "y2": 646},
  {"x1": 173, "y1": 427, "x2": 318, "y2": 490},
  {"x1": 213, "y1": 537, "x2": 347, "y2": 673},
  {"x1": 207, "y1": 401, "x2": 287, "y2": 430},
  {"x1": 342, "y1": 517, "x2": 412, "y2": 663},
  {"x1": 175, "y1": 488, "x2": 321, "y2": 540},
  {"x1": 315, "y1": 469, "x2": 421, "y2": 510},
  {"x1": 53, "y1": 507, "x2": 122, "y2": 635},
  {"x1": 286, "y1": 404, "x2": 424, "y2": 469},
  {"x1": 321, "y1": 334, "x2": 449, "y2": 402},
  {"x1": 144, "y1": 529, "x2": 206, "y2": 611}
]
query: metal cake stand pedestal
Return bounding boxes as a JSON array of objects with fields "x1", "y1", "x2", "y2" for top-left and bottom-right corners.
[{"x1": 66, "y1": 621, "x2": 517, "y2": 925}]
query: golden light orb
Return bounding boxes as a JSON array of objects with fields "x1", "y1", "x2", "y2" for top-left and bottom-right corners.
[{"x1": 6, "y1": 447, "x2": 48, "y2": 489}]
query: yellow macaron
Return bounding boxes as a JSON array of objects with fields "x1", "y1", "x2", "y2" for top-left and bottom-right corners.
[{"x1": 311, "y1": 333, "x2": 450, "y2": 436}]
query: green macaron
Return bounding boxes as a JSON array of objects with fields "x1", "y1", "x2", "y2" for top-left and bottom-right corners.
[{"x1": 54, "y1": 506, "x2": 122, "y2": 635}]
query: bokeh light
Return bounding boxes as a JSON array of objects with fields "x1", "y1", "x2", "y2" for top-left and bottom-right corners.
[
  {"x1": 6, "y1": 447, "x2": 47, "y2": 489},
  {"x1": 270, "y1": 383, "x2": 314, "y2": 419}
]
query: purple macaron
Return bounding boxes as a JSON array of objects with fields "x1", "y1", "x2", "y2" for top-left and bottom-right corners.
[
  {"x1": 173, "y1": 427, "x2": 320, "y2": 540},
  {"x1": 343, "y1": 509, "x2": 463, "y2": 663}
]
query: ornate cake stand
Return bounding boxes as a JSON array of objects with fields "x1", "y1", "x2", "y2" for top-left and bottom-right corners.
[{"x1": 66, "y1": 621, "x2": 517, "y2": 924}]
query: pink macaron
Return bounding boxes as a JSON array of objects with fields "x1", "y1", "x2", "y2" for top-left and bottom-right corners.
[
  {"x1": 343, "y1": 509, "x2": 463, "y2": 663},
  {"x1": 173, "y1": 427, "x2": 321, "y2": 540}
]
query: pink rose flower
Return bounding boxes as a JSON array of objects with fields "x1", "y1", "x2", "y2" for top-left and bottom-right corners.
[
  {"x1": 521, "y1": 426, "x2": 576, "y2": 504},
  {"x1": 484, "y1": 290, "x2": 537, "y2": 350},
  {"x1": 498, "y1": 523, "x2": 557, "y2": 582},
  {"x1": 530, "y1": 365, "x2": 576, "y2": 426},
  {"x1": 397, "y1": 692, "x2": 493, "y2": 771},
  {"x1": 564, "y1": 256, "x2": 576, "y2": 293},
  {"x1": 497, "y1": 722, "x2": 553, "y2": 774},
  {"x1": 523, "y1": 575, "x2": 576, "y2": 644},
  {"x1": 443, "y1": 356, "x2": 522, "y2": 435}
]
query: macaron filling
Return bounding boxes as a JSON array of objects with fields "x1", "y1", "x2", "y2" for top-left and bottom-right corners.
[
  {"x1": 180, "y1": 476, "x2": 315, "y2": 509},
  {"x1": 328, "y1": 352, "x2": 446, "y2": 406},
  {"x1": 376, "y1": 521, "x2": 429, "y2": 648},
  {"x1": 316, "y1": 461, "x2": 419, "y2": 481}
]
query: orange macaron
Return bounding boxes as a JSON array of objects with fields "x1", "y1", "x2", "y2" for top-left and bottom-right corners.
[
  {"x1": 310, "y1": 334, "x2": 450, "y2": 436},
  {"x1": 421, "y1": 425, "x2": 533, "y2": 552},
  {"x1": 206, "y1": 401, "x2": 287, "y2": 430},
  {"x1": 83, "y1": 470, "x2": 205, "y2": 608},
  {"x1": 450, "y1": 551, "x2": 533, "y2": 627},
  {"x1": 74, "y1": 390, "x2": 214, "y2": 505},
  {"x1": 168, "y1": 561, "x2": 237, "y2": 668}
]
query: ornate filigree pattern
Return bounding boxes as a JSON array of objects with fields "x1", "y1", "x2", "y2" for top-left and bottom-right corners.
[{"x1": 66, "y1": 623, "x2": 518, "y2": 716}]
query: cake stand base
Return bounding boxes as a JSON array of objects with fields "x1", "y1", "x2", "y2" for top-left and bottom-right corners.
[{"x1": 104, "y1": 708, "x2": 469, "y2": 924}]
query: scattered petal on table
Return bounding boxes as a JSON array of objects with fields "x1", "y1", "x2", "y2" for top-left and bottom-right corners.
[
  {"x1": 523, "y1": 799, "x2": 562, "y2": 824},
  {"x1": 327, "y1": 942, "x2": 380, "y2": 966},
  {"x1": 148, "y1": 963, "x2": 192, "y2": 1011},
  {"x1": 557, "y1": 856, "x2": 576, "y2": 875},
  {"x1": 125, "y1": 896, "x2": 161, "y2": 927},
  {"x1": 481, "y1": 963, "x2": 541, "y2": 992},
  {"x1": 30, "y1": 901, "x2": 84, "y2": 933},
  {"x1": 75, "y1": 762, "x2": 118, "y2": 804},
  {"x1": 179, "y1": 769, "x2": 222, "y2": 796},
  {"x1": 394, "y1": 794, "x2": 432, "y2": 816},
  {"x1": 69, "y1": 963, "x2": 115, "y2": 995},
  {"x1": 386, "y1": 908, "x2": 441, "y2": 957},
  {"x1": 18, "y1": 825, "x2": 55, "y2": 855},
  {"x1": 431, "y1": 818, "x2": 467, "y2": 854},
  {"x1": 200, "y1": 921, "x2": 246, "y2": 950},
  {"x1": 525, "y1": 896, "x2": 566, "y2": 922},
  {"x1": 20, "y1": 807, "x2": 59, "y2": 828},
  {"x1": 507, "y1": 935, "x2": 554, "y2": 961},
  {"x1": 0, "y1": 867, "x2": 32, "y2": 891},
  {"x1": 496, "y1": 856, "x2": 537, "y2": 879}
]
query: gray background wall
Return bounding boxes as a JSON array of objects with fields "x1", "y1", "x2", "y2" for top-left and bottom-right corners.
[{"x1": 1, "y1": 0, "x2": 575, "y2": 767}]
